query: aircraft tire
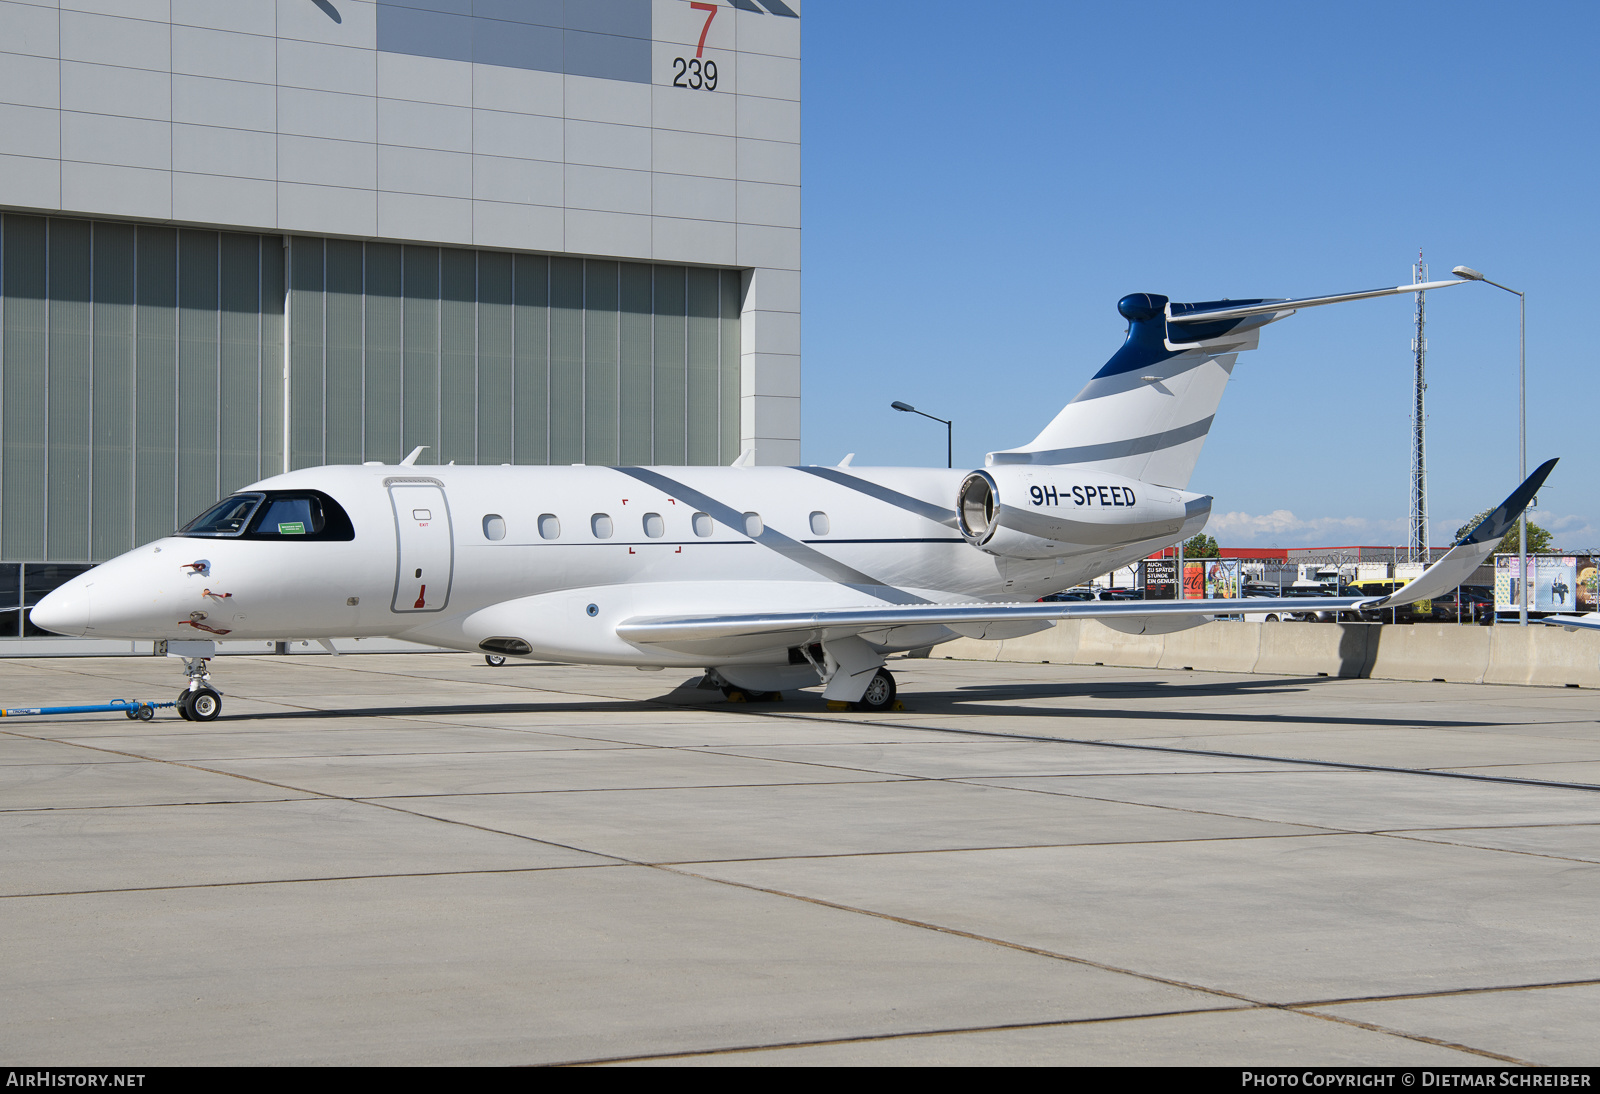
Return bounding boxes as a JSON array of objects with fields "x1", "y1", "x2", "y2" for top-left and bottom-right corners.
[
  {"x1": 176, "y1": 690, "x2": 194, "y2": 720},
  {"x1": 853, "y1": 669, "x2": 897, "y2": 712},
  {"x1": 188, "y1": 688, "x2": 222, "y2": 721},
  {"x1": 484, "y1": 654, "x2": 506, "y2": 666}
]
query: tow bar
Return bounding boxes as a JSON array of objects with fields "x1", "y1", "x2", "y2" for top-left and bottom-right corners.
[{"x1": 0, "y1": 699, "x2": 176, "y2": 721}]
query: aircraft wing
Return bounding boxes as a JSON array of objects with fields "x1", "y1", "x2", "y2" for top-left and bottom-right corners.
[
  {"x1": 618, "y1": 460, "x2": 1556, "y2": 655},
  {"x1": 1538, "y1": 614, "x2": 1600, "y2": 632}
]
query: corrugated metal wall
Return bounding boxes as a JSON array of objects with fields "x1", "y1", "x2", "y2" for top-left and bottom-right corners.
[
  {"x1": 0, "y1": 215, "x2": 283, "y2": 563},
  {"x1": 0, "y1": 216, "x2": 743, "y2": 565},
  {"x1": 285, "y1": 239, "x2": 741, "y2": 472}
]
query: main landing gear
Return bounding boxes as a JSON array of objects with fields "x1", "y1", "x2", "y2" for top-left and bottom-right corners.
[
  {"x1": 853, "y1": 668, "x2": 897, "y2": 712},
  {"x1": 175, "y1": 655, "x2": 222, "y2": 722}
]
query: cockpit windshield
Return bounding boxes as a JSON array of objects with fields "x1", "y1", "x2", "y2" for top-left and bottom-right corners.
[
  {"x1": 179, "y1": 494, "x2": 264, "y2": 537},
  {"x1": 177, "y1": 490, "x2": 355, "y2": 541}
]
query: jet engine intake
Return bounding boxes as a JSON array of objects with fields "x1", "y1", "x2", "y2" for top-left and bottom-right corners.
[{"x1": 956, "y1": 468, "x2": 1210, "y2": 560}]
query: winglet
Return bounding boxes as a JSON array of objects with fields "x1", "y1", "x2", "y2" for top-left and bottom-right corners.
[
  {"x1": 1456, "y1": 458, "x2": 1558, "y2": 546},
  {"x1": 1378, "y1": 458, "x2": 1559, "y2": 609}
]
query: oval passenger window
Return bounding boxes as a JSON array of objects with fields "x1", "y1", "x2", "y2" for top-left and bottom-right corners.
[
  {"x1": 810, "y1": 511, "x2": 830, "y2": 536},
  {"x1": 643, "y1": 513, "x2": 664, "y2": 538},
  {"x1": 538, "y1": 514, "x2": 560, "y2": 540},
  {"x1": 591, "y1": 513, "x2": 613, "y2": 539},
  {"x1": 692, "y1": 512, "x2": 713, "y2": 537},
  {"x1": 744, "y1": 512, "x2": 763, "y2": 537},
  {"x1": 483, "y1": 514, "x2": 506, "y2": 540}
]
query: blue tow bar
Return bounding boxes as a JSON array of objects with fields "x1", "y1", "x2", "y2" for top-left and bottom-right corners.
[{"x1": 0, "y1": 699, "x2": 176, "y2": 721}]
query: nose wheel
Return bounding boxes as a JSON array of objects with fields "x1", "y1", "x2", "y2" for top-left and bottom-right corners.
[
  {"x1": 173, "y1": 654, "x2": 223, "y2": 721},
  {"x1": 176, "y1": 686, "x2": 222, "y2": 721}
]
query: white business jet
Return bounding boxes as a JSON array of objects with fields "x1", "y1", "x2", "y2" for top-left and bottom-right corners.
[{"x1": 32, "y1": 275, "x2": 1553, "y2": 721}]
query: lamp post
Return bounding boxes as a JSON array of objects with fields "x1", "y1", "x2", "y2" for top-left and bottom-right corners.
[
  {"x1": 891, "y1": 401, "x2": 952, "y2": 468},
  {"x1": 1453, "y1": 266, "x2": 1528, "y2": 626}
]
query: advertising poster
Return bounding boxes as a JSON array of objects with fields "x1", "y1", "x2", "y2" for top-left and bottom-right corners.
[
  {"x1": 1538, "y1": 557, "x2": 1578, "y2": 612},
  {"x1": 1143, "y1": 559, "x2": 1177, "y2": 600},
  {"x1": 1182, "y1": 561, "x2": 1204, "y2": 601},
  {"x1": 1205, "y1": 559, "x2": 1241, "y2": 600},
  {"x1": 1495, "y1": 555, "x2": 1588, "y2": 613},
  {"x1": 1495, "y1": 556, "x2": 1515, "y2": 612}
]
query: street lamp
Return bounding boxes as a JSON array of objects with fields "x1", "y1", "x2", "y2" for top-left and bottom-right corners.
[
  {"x1": 1453, "y1": 266, "x2": 1529, "y2": 626},
  {"x1": 891, "y1": 401, "x2": 952, "y2": 468}
]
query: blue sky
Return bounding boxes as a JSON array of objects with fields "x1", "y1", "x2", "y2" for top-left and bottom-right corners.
[{"x1": 797, "y1": 1, "x2": 1598, "y2": 549}]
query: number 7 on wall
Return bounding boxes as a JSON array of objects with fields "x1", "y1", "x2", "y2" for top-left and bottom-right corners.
[{"x1": 690, "y1": 2, "x2": 717, "y2": 58}]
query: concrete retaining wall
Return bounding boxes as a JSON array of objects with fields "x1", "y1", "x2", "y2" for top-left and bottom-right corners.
[{"x1": 938, "y1": 619, "x2": 1600, "y2": 689}]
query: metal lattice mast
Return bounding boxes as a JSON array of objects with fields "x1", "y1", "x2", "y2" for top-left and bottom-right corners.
[{"x1": 1410, "y1": 252, "x2": 1429, "y2": 563}]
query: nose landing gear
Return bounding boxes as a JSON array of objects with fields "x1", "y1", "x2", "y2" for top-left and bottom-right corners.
[{"x1": 168, "y1": 645, "x2": 223, "y2": 721}]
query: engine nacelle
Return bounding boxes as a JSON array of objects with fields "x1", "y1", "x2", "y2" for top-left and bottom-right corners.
[{"x1": 956, "y1": 467, "x2": 1210, "y2": 560}]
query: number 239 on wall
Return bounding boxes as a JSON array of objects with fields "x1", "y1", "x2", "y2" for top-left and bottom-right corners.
[{"x1": 672, "y1": 2, "x2": 721, "y2": 91}]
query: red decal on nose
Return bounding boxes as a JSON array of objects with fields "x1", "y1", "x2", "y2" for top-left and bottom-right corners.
[{"x1": 414, "y1": 585, "x2": 427, "y2": 609}]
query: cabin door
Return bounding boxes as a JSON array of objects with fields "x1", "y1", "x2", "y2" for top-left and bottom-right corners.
[{"x1": 389, "y1": 483, "x2": 454, "y2": 613}]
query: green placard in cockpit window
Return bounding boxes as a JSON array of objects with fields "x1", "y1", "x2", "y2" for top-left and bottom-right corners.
[{"x1": 278, "y1": 522, "x2": 306, "y2": 535}]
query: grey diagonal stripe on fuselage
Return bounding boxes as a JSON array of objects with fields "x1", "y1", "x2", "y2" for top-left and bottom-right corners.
[
  {"x1": 615, "y1": 467, "x2": 928, "y2": 605},
  {"x1": 987, "y1": 415, "x2": 1215, "y2": 466},
  {"x1": 793, "y1": 466, "x2": 960, "y2": 528}
]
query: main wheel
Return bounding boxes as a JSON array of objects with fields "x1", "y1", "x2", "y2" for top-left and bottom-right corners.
[
  {"x1": 176, "y1": 690, "x2": 194, "y2": 720},
  {"x1": 853, "y1": 669, "x2": 897, "y2": 712},
  {"x1": 484, "y1": 654, "x2": 506, "y2": 666},
  {"x1": 188, "y1": 687, "x2": 221, "y2": 721}
]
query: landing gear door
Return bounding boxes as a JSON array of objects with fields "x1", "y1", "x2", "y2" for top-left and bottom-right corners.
[{"x1": 389, "y1": 483, "x2": 453, "y2": 613}]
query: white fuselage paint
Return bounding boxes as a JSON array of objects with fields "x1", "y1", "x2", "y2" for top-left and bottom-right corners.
[{"x1": 36, "y1": 462, "x2": 1202, "y2": 668}]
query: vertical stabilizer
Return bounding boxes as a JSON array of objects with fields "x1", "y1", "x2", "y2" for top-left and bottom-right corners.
[{"x1": 987, "y1": 293, "x2": 1287, "y2": 489}]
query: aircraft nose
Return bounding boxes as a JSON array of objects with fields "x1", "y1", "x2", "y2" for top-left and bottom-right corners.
[{"x1": 31, "y1": 584, "x2": 91, "y2": 636}]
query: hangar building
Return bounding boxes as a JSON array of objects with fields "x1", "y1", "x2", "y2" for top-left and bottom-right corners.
[{"x1": 0, "y1": 0, "x2": 802, "y2": 641}]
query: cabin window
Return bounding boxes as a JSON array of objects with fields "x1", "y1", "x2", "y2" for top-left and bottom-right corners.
[
  {"x1": 643, "y1": 513, "x2": 665, "y2": 538},
  {"x1": 538, "y1": 514, "x2": 560, "y2": 540},
  {"x1": 591, "y1": 513, "x2": 613, "y2": 539},
  {"x1": 743, "y1": 512, "x2": 763, "y2": 538},
  {"x1": 810, "y1": 511, "x2": 830, "y2": 536},
  {"x1": 692, "y1": 512, "x2": 713, "y2": 537},
  {"x1": 483, "y1": 514, "x2": 506, "y2": 541}
]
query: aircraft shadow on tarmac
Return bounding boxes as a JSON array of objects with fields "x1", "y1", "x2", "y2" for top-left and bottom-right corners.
[{"x1": 224, "y1": 675, "x2": 1500, "y2": 731}]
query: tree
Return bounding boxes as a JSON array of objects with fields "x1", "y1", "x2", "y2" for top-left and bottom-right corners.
[
  {"x1": 1455, "y1": 508, "x2": 1553, "y2": 554},
  {"x1": 1182, "y1": 533, "x2": 1220, "y2": 558}
]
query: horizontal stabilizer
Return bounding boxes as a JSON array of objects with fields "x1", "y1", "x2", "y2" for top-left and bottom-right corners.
[{"x1": 1167, "y1": 279, "x2": 1472, "y2": 325}]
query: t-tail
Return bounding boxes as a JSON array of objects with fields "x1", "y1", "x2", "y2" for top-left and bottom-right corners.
[{"x1": 987, "y1": 277, "x2": 1476, "y2": 490}]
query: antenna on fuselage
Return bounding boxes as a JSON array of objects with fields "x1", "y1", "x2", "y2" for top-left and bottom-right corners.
[{"x1": 400, "y1": 446, "x2": 429, "y2": 466}]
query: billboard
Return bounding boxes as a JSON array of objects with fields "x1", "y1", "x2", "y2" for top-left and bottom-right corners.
[
  {"x1": 1143, "y1": 559, "x2": 1177, "y2": 600},
  {"x1": 1495, "y1": 555, "x2": 1590, "y2": 613},
  {"x1": 1205, "y1": 559, "x2": 1241, "y2": 599}
]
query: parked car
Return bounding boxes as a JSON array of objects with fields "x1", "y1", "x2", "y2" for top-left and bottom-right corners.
[
  {"x1": 1038, "y1": 588, "x2": 1095, "y2": 603},
  {"x1": 1244, "y1": 584, "x2": 1348, "y2": 623},
  {"x1": 1426, "y1": 586, "x2": 1494, "y2": 624}
]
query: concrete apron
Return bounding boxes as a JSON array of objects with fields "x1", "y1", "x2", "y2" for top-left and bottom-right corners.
[{"x1": 942, "y1": 619, "x2": 1600, "y2": 688}]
